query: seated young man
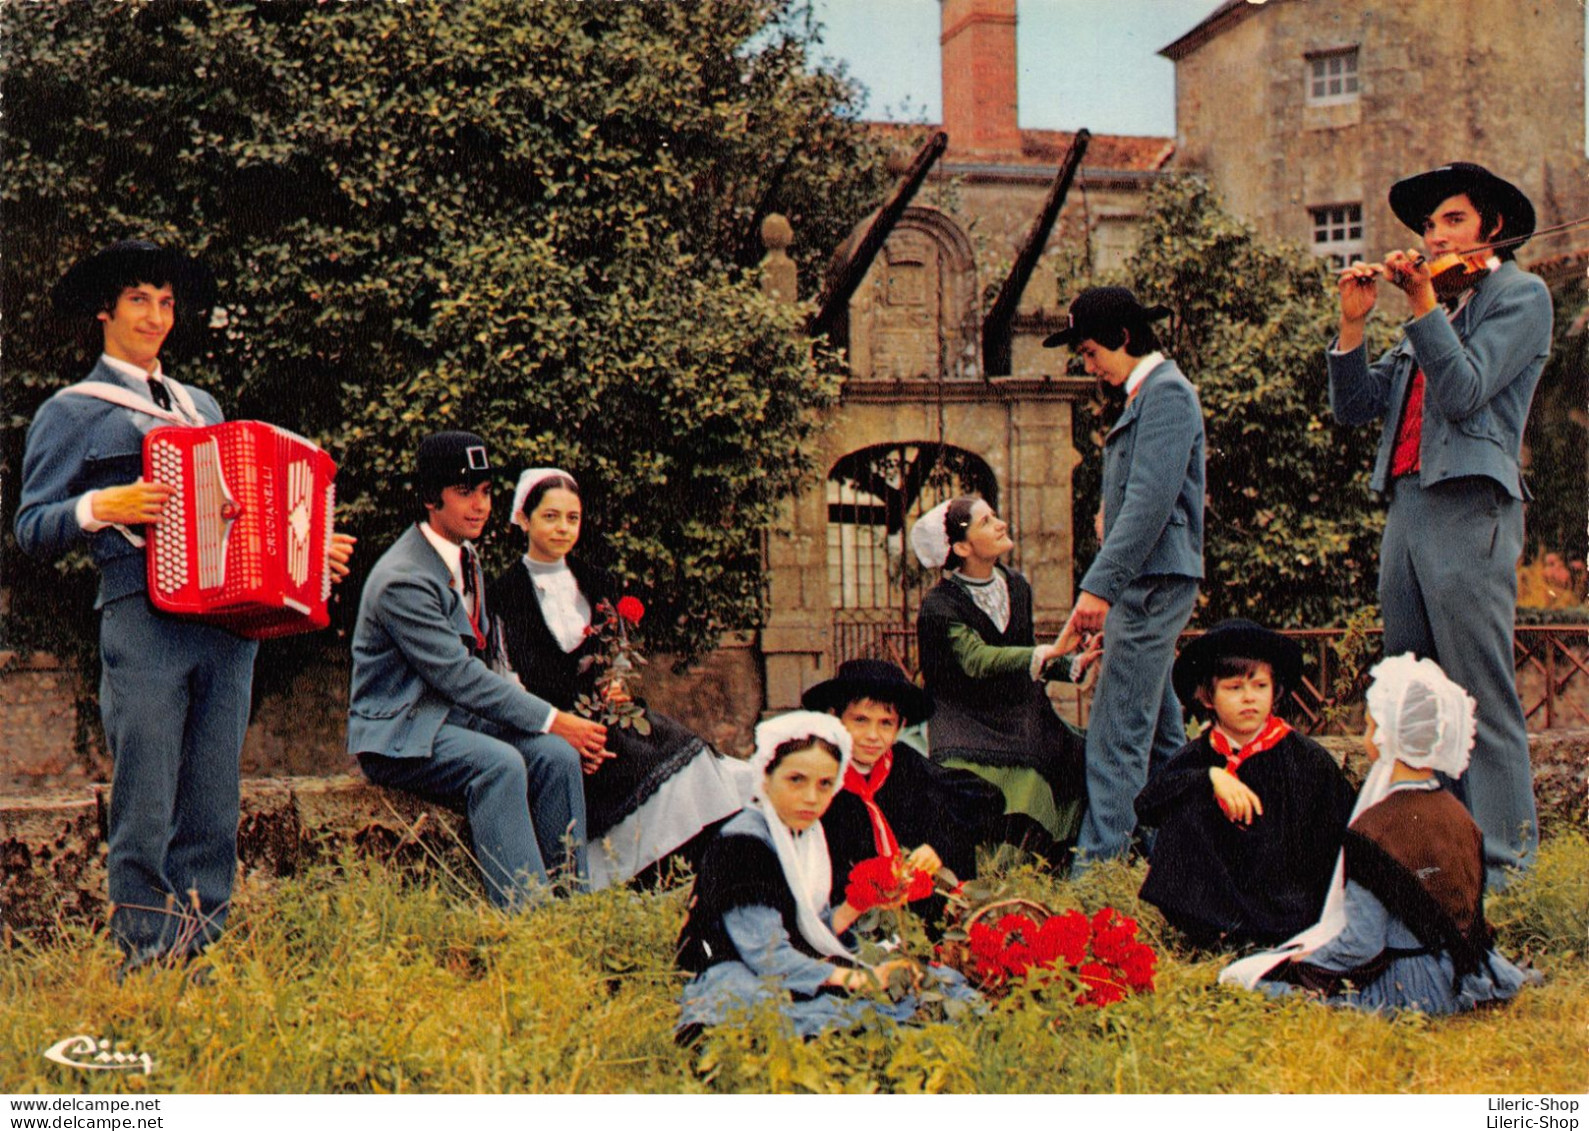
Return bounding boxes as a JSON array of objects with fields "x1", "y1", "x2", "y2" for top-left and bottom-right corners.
[
  {"x1": 802, "y1": 659, "x2": 1004, "y2": 926},
  {"x1": 1136, "y1": 619, "x2": 1356, "y2": 949},
  {"x1": 348, "y1": 431, "x2": 607, "y2": 909}
]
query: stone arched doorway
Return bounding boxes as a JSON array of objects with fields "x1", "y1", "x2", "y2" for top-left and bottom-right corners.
[
  {"x1": 845, "y1": 205, "x2": 980, "y2": 382},
  {"x1": 827, "y1": 441, "x2": 997, "y2": 674}
]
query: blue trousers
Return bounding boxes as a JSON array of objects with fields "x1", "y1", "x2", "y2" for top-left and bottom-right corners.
[
  {"x1": 1076, "y1": 574, "x2": 1199, "y2": 865},
  {"x1": 1379, "y1": 476, "x2": 1535, "y2": 886},
  {"x1": 359, "y1": 713, "x2": 587, "y2": 909},
  {"x1": 99, "y1": 594, "x2": 258, "y2": 964}
]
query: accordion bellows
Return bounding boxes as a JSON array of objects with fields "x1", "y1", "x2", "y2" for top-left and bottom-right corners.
[{"x1": 145, "y1": 421, "x2": 338, "y2": 639}]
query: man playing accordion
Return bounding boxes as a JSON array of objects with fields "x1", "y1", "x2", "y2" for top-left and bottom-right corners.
[{"x1": 15, "y1": 241, "x2": 354, "y2": 973}]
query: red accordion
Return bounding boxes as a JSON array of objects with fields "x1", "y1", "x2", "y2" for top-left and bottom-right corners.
[{"x1": 144, "y1": 421, "x2": 338, "y2": 639}]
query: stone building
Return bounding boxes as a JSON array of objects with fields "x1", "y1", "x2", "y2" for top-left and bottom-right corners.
[
  {"x1": 761, "y1": 0, "x2": 1176, "y2": 710},
  {"x1": 1160, "y1": 0, "x2": 1589, "y2": 275}
]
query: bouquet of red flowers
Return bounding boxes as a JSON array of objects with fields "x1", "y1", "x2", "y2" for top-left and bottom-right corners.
[
  {"x1": 843, "y1": 854, "x2": 937, "y2": 914},
  {"x1": 574, "y1": 596, "x2": 651, "y2": 734},
  {"x1": 951, "y1": 901, "x2": 1156, "y2": 1006}
]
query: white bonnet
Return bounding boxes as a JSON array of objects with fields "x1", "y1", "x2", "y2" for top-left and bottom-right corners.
[
  {"x1": 1364, "y1": 653, "x2": 1477, "y2": 777},
  {"x1": 909, "y1": 500, "x2": 953, "y2": 570},
  {"x1": 750, "y1": 710, "x2": 853, "y2": 780},
  {"x1": 510, "y1": 467, "x2": 576, "y2": 528},
  {"x1": 909, "y1": 497, "x2": 985, "y2": 570}
]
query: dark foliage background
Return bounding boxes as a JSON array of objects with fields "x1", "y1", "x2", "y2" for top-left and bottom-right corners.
[{"x1": 2, "y1": 0, "x2": 894, "y2": 683}]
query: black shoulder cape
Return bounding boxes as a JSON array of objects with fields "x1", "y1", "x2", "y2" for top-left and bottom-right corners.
[
  {"x1": 1136, "y1": 729, "x2": 1356, "y2": 947},
  {"x1": 487, "y1": 554, "x2": 615, "y2": 710},
  {"x1": 487, "y1": 555, "x2": 711, "y2": 835},
  {"x1": 676, "y1": 827, "x2": 835, "y2": 975}
]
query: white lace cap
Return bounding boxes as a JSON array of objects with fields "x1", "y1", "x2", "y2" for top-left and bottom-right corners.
[
  {"x1": 908, "y1": 500, "x2": 954, "y2": 569},
  {"x1": 750, "y1": 710, "x2": 853, "y2": 779},
  {"x1": 1364, "y1": 653, "x2": 1478, "y2": 777},
  {"x1": 510, "y1": 467, "x2": 576, "y2": 529}
]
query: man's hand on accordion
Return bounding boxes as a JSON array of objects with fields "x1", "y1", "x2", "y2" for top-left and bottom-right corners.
[
  {"x1": 92, "y1": 478, "x2": 176, "y2": 526},
  {"x1": 328, "y1": 531, "x2": 357, "y2": 584}
]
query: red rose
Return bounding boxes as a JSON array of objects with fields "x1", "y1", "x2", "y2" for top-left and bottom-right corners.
[
  {"x1": 904, "y1": 867, "x2": 935, "y2": 902},
  {"x1": 967, "y1": 920, "x2": 1007, "y2": 962},
  {"x1": 616, "y1": 596, "x2": 645, "y2": 625},
  {"x1": 1087, "y1": 908, "x2": 1142, "y2": 965},
  {"x1": 844, "y1": 855, "x2": 903, "y2": 913},
  {"x1": 1035, "y1": 910, "x2": 1091, "y2": 969},
  {"x1": 1119, "y1": 946, "x2": 1158, "y2": 992},
  {"x1": 1076, "y1": 962, "x2": 1127, "y2": 1007}
]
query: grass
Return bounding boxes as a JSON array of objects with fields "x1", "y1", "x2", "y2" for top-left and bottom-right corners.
[{"x1": 2, "y1": 832, "x2": 1585, "y2": 1094}]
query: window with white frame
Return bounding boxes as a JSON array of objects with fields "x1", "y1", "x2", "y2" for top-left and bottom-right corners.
[
  {"x1": 1310, "y1": 204, "x2": 1364, "y2": 268},
  {"x1": 1307, "y1": 49, "x2": 1359, "y2": 103}
]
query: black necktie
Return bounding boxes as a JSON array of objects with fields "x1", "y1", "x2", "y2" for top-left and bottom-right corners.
[{"x1": 147, "y1": 377, "x2": 172, "y2": 411}]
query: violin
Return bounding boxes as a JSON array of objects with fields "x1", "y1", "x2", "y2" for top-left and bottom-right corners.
[
  {"x1": 1346, "y1": 211, "x2": 1589, "y2": 299},
  {"x1": 1403, "y1": 250, "x2": 1492, "y2": 299},
  {"x1": 1346, "y1": 249, "x2": 1492, "y2": 301}
]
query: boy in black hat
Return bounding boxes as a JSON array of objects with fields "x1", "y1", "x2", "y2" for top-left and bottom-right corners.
[
  {"x1": 1135, "y1": 620, "x2": 1355, "y2": 949},
  {"x1": 1331, "y1": 163, "x2": 1551, "y2": 887},
  {"x1": 1045, "y1": 286, "x2": 1206, "y2": 871},
  {"x1": 348, "y1": 430, "x2": 607, "y2": 908},
  {"x1": 15, "y1": 241, "x2": 355, "y2": 970},
  {"x1": 802, "y1": 659, "x2": 1004, "y2": 927}
]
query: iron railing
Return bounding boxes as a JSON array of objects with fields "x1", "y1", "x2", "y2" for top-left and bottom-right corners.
[{"x1": 830, "y1": 617, "x2": 1589, "y2": 735}]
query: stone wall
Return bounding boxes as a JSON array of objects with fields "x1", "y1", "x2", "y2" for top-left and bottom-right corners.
[{"x1": 2, "y1": 641, "x2": 764, "y2": 795}]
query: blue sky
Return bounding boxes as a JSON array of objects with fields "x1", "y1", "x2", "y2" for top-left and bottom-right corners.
[{"x1": 809, "y1": 0, "x2": 1227, "y2": 137}]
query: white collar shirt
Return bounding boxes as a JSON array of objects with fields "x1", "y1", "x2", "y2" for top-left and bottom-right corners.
[
  {"x1": 419, "y1": 521, "x2": 471, "y2": 611},
  {"x1": 1123, "y1": 351, "x2": 1166, "y2": 399}
]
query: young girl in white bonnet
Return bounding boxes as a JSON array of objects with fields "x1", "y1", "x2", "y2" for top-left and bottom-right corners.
[
  {"x1": 911, "y1": 496, "x2": 1096, "y2": 860},
  {"x1": 1222, "y1": 654, "x2": 1530, "y2": 1014},
  {"x1": 487, "y1": 467, "x2": 745, "y2": 889},
  {"x1": 675, "y1": 711, "x2": 975, "y2": 1041}
]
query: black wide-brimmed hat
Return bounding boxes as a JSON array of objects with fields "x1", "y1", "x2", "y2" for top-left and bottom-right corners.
[
  {"x1": 416, "y1": 430, "x2": 493, "y2": 490},
  {"x1": 51, "y1": 240, "x2": 218, "y2": 318},
  {"x1": 1172, "y1": 618, "x2": 1304, "y2": 709},
  {"x1": 801, "y1": 658, "x2": 933, "y2": 726},
  {"x1": 1043, "y1": 285, "x2": 1171, "y2": 349},
  {"x1": 1388, "y1": 162, "x2": 1536, "y2": 246}
]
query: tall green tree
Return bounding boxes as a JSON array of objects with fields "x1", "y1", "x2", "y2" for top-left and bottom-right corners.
[
  {"x1": 1072, "y1": 177, "x2": 1388, "y2": 628},
  {"x1": 2, "y1": 0, "x2": 893, "y2": 664}
]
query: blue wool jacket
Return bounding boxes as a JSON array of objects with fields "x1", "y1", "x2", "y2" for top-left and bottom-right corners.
[
  {"x1": 1328, "y1": 260, "x2": 1553, "y2": 500},
  {"x1": 1080, "y1": 357, "x2": 1206, "y2": 605},
  {"x1": 15, "y1": 360, "x2": 224, "y2": 606},
  {"x1": 347, "y1": 524, "x2": 557, "y2": 760}
]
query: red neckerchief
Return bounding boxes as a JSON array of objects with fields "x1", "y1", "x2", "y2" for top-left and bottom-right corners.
[
  {"x1": 842, "y1": 747, "x2": 900, "y2": 858},
  {"x1": 1208, "y1": 715, "x2": 1292, "y2": 777}
]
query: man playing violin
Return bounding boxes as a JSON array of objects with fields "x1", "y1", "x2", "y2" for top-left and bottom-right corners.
[{"x1": 1329, "y1": 162, "x2": 1552, "y2": 889}]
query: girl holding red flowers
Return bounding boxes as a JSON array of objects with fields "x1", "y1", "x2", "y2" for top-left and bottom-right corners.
[
  {"x1": 676, "y1": 713, "x2": 977, "y2": 1041},
  {"x1": 488, "y1": 468, "x2": 745, "y2": 890}
]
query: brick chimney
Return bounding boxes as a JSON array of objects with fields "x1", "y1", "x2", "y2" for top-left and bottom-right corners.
[{"x1": 940, "y1": 0, "x2": 1020, "y2": 155}]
